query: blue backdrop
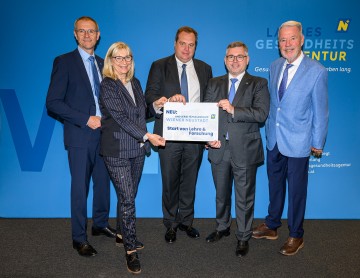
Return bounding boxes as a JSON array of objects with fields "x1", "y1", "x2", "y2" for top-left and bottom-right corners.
[{"x1": 0, "y1": 0, "x2": 358, "y2": 219}]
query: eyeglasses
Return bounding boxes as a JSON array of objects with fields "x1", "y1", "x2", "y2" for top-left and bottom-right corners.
[
  {"x1": 112, "y1": 55, "x2": 132, "y2": 63},
  {"x1": 75, "y1": 29, "x2": 98, "y2": 35},
  {"x1": 226, "y1": 55, "x2": 248, "y2": 62}
]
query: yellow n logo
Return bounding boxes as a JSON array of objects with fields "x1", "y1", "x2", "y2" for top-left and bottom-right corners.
[{"x1": 337, "y1": 20, "x2": 350, "y2": 32}]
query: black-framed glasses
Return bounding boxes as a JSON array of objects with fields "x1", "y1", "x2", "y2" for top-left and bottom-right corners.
[
  {"x1": 226, "y1": 55, "x2": 248, "y2": 62},
  {"x1": 112, "y1": 56, "x2": 132, "y2": 62},
  {"x1": 75, "y1": 29, "x2": 98, "y2": 35}
]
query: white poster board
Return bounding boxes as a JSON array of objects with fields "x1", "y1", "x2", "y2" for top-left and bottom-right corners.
[{"x1": 162, "y1": 102, "x2": 218, "y2": 142}]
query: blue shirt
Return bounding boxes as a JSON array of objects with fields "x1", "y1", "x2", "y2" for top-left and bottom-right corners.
[{"x1": 78, "y1": 46, "x2": 101, "y2": 116}]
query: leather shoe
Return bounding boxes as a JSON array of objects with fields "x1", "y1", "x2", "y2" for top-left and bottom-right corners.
[
  {"x1": 91, "y1": 225, "x2": 116, "y2": 238},
  {"x1": 206, "y1": 228, "x2": 230, "y2": 243},
  {"x1": 165, "y1": 228, "x2": 177, "y2": 243},
  {"x1": 279, "y1": 237, "x2": 304, "y2": 256},
  {"x1": 72, "y1": 241, "x2": 97, "y2": 257},
  {"x1": 126, "y1": 252, "x2": 141, "y2": 274},
  {"x1": 252, "y1": 223, "x2": 278, "y2": 240},
  {"x1": 116, "y1": 234, "x2": 144, "y2": 250},
  {"x1": 178, "y1": 224, "x2": 200, "y2": 239},
  {"x1": 235, "y1": 240, "x2": 249, "y2": 257}
]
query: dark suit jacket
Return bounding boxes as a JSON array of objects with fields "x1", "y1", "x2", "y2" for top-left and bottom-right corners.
[
  {"x1": 145, "y1": 54, "x2": 213, "y2": 136},
  {"x1": 46, "y1": 49, "x2": 103, "y2": 148},
  {"x1": 204, "y1": 72, "x2": 270, "y2": 167},
  {"x1": 99, "y1": 77, "x2": 150, "y2": 158}
]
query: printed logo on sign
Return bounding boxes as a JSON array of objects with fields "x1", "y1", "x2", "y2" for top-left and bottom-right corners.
[
  {"x1": 211, "y1": 114, "x2": 215, "y2": 119},
  {"x1": 337, "y1": 19, "x2": 350, "y2": 32}
]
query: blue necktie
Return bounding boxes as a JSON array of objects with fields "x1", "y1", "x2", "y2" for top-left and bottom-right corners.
[
  {"x1": 226, "y1": 78, "x2": 238, "y2": 140},
  {"x1": 278, "y1": 64, "x2": 293, "y2": 101},
  {"x1": 228, "y1": 78, "x2": 238, "y2": 103},
  {"x1": 181, "y1": 64, "x2": 189, "y2": 102},
  {"x1": 89, "y1": 56, "x2": 100, "y2": 98}
]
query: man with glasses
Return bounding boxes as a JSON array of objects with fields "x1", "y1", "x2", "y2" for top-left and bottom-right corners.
[
  {"x1": 46, "y1": 16, "x2": 115, "y2": 257},
  {"x1": 145, "y1": 26, "x2": 212, "y2": 243},
  {"x1": 204, "y1": 41, "x2": 269, "y2": 257}
]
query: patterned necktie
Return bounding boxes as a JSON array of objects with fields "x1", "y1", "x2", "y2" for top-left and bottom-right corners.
[
  {"x1": 228, "y1": 78, "x2": 238, "y2": 103},
  {"x1": 88, "y1": 56, "x2": 100, "y2": 98},
  {"x1": 181, "y1": 64, "x2": 189, "y2": 102},
  {"x1": 278, "y1": 64, "x2": 293, "y2": 101}
]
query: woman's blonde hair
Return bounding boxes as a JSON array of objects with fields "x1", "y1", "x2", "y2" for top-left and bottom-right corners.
[{"x1": 103, "y1": 42, "x2": 134, "y2": 82}]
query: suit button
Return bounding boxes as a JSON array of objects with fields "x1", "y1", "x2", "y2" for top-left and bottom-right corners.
[
  {"x1": 276, "y1": 123, "x2": 279, "y2": 127},
  {"x1": 277, "y1": 108, "x2": 280, "y2": 111}
]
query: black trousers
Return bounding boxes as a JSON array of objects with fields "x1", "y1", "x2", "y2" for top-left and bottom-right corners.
[{"x1": 158, "y1": 141, "x2": 203, "y2": 229}]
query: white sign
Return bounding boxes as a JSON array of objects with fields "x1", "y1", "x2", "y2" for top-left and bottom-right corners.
[{"x1": 163, "y1": 102, "x2": 219, "y2": 142}]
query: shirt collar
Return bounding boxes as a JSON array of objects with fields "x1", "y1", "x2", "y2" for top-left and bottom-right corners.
[
  {"x1": 175, "y1": 55, "x2": 193, "y2": 67},
  {"x1": 228, "y1": 71, "x2": 246, "y2": 82},
  {"x1": 78, "y1": 46, "x2": 95, "y2": 61},
  {"x1": 285, "y1": 51, "x2": 304, "y2": 67}
]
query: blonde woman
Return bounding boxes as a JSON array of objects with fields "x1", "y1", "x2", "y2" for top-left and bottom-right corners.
[{"x1": 99, "y1": 42, "x2": 165, "y2": 274}]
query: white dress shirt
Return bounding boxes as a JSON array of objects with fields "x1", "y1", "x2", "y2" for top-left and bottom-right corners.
[
  {"x1": 175, "y1": 56, "x2": 200, "y2": 103},
  {"x1": 278, "y1": 52, "x2": 304, "y2": 90}
]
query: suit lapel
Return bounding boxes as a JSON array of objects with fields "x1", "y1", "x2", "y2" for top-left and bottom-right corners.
[
  {"x1": 232, "y1": 72, "x2": 251, "y2": 106},
  {"x1": 132, "y1": 79, "x2": 146, "y2": 108},
  {"x1": 272, "y1": 59, "x2": 285, "y2": 104},
  {"x1": 285, "y1": 56, "x2": 307, "y2": 94},
  {"x1": 95, "y1": 56, "x2": 104, "y2": 83},
  {"x1": 220, "y1": 75, "x2": 229, "y2": 100},
  {"x1": 95, "y1": 56, "x2": 103, "y2": 71},
  {"x1": 193, "y1": 59, "x2": 203, "y2": 94},
  {"x1": 167, "y1": 55, "x2": 181, "y2": 91},
  {"x1": 281, "y1": 56, "x2": 307, "y2": 101},
  {"x1": 117, "y1": 80, "x2": 136, "y2": 106},
  {"x1": 73, "y1": 50, "x2": 93, "y2": 97}
]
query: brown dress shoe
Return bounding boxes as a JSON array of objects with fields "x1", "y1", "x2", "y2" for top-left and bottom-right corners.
[
  {"x1": 279, "y1": 237, "x2": 304, "y2": 256},
  {"x1": 252, "y1": 223, "x2": 278, "y2": 240}
]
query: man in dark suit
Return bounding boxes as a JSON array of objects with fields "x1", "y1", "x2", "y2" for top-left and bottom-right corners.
[
  {"x1": 145, "y1": 26, "x2": 212, "y2": 243},
  {"x1": 46, "y1": 16, "x2": 115, "y2": 257},
  {"x1": 204, "y1": 41, "x2": 269, "y2": 257}
]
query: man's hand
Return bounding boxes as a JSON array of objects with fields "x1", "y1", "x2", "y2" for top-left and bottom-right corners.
[
  {"x1": 87, "y1": 116, "x2": 101, "y2": 129},
  {"x1": 218, "y1": 99, "x2": 234, "y2": 115},
  {"x1": 311, "y1": 147, "x2": 323, "y2": 158},
  {"x1": 169, "y1": 94, "x2": 186, "y2": 105},
  {"x1": 147, "y1": 133, "x2": 166, "y2": 147},
  {"x1": 208, "y1": 140, "x2": 221, "y2": 149},
  {"x1": 154, "y1": 97, "x2": 168, "y2": 110}
]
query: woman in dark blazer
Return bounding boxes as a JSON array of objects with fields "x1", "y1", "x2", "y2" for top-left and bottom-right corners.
[{"x1": 99, "y1": 42, "x2": 165, "y2": 274}]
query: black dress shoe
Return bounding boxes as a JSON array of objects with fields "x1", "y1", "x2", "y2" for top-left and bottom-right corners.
[
  {"x1": 178, "y1": 224, "x2": 200, "y2": 239},
  {"x1": 206, "y1": 228, "x2": 230, "y2": 243},
  {"x1": 72, "y1": 241, "x2": 97, "y2": 257},
  {"x1": 165, "y1": 228, "x2": 177, "y2": 243},
  {"x1": 116, "y1": 234, "x2": 144, "y2": 250},
  {"x1": 126, "y1": 252, "x2": 141, "y2": 274},
  {"x1": 235, "y1": 240, "x2": 249, "y2": 257},
  {"x1": 91, "y1": 225, "x2": 116, "y2": 238}
]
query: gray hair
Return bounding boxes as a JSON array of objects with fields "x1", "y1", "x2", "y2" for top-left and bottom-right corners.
[{"x1": 278, "y1": 20, "x2": 303, "y2": 38}]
